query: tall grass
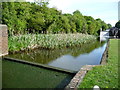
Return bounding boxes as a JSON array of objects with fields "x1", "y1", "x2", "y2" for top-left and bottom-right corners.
[{"x1": 8, "y1": 34, "x2": 96, "y2": 52}]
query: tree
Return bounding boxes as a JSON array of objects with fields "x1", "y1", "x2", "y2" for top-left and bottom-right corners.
[
  {"x1": 2, "y1": 2, "x2": 109, "y2": 35},
  {"x1": 64, "y1": 14, "x2": 76, "y2": 33},
  {"x1": 2, "y1": 2, "x2": 31, "y2": 35},
  {"x1": 84, "y1": 16, "x2": 96, "y2": 35},
  {"x1": 107, "y1": 24, "x2": 112, "y2": 29},
  {"x1": 73, "y1": 10, "x2": 85, "y2": 33},
  {"x1": 115, "y1": 20, "x2": 120, "y2": 28},
  {"x1": 95, "y1": 19, "x2": 102, "y2": 35},
  {"x1": 101, "y1": 21, "x2": 108, "y2": 31},
  {"x1": 2, "y1": 2, "x2": 17, "y2": 35},
  {"x1": 28, "y1": 12, "x2": 45, "y2": 33}
]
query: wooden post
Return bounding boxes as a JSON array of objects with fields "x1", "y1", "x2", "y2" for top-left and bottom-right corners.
[{"x1": 0, "y1": 24, "x2": 8, "y2": 57}]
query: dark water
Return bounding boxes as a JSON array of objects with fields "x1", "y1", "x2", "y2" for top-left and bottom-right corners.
[
  {"x1": 7, "y1": 40, "x2": 107, "y2": 71},
  {"x1": 2, "y1": 60, "x2": 73, "y2": 88}
]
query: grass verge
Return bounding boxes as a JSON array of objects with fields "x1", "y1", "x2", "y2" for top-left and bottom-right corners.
[
  {"x1": 79, "y1": 39, "x2": 119, "y2": 88},
  {"x1": 8, "y1": 33, "x2": 96, "y2": 52}
]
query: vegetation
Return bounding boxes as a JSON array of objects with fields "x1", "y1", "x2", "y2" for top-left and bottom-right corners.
[
  {"x1": 8, "y1": 33, "x2": 96, "y2": 52},
  {"x1": 1, "y1": 1, "x2": 112, "y2": 52},
  {"x1": 115, "y1": 20, "x2": 120, "y2": 28},
  {"x1": 107, "y1": 24, "x2": 112, "y2": 29},
  {"x1": 79, "y1": 39, "x2": 119, "y2": 88},
  {"x1": 2, "y1": 1, "x2": 110, "y2": 36}
]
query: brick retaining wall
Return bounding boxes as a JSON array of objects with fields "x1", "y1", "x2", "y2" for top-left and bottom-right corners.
[{"x1": 0, "y1": 24, "x2": 8, "y2": 57}]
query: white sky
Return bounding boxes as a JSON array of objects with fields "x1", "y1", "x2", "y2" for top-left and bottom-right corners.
[{"x1": 26, "y1": 0, "x2": 120, "y2": 26}]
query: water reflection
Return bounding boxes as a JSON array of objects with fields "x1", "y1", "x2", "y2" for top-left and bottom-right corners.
[
  {"x1": 7, "y1": 40, "x2": 106, "y2": 71},
  {"x1": 48, "y1": 43, "x2": 107, "y2": 71}
]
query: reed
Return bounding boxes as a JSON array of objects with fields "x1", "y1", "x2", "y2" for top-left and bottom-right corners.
[{"x1": 8, "y1": 34, "x2": 96, "y2": 52}]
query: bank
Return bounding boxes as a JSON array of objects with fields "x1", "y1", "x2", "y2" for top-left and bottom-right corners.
[{"x1": 79, "y1": 39, "x2": 119, "y2": 88}]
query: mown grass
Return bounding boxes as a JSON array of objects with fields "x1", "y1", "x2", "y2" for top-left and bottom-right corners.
[
  {"x1": 8, "y1": 34, "x2": 96, "y2": 52},
  {"x1": 79, "y1": 39, "x2": 119, "y2": 88}
]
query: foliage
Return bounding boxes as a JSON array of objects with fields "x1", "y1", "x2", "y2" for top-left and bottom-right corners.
[
  {"x1": 101, "y1": 21, "x2": 108, "y2": 31},
  {"x1": 115, "y1": 20, "x2": 120, "y2": 28},
  {"x1": 2, "y1": 2, "x2": 111, "y2": 36},
  {"x1": 8, "y1": 34, "x2": 96, "y2": 52},
  {"x1": 2, "y1": 2, "x2": 31, "y2": 35},
  {"x1": 107, "y1": 23, "x2": 112, "y2": 29},
  {"x1": 79, "y1": 39, "x2": 119, "y2": 88}
]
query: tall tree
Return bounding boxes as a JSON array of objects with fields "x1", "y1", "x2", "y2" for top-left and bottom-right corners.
[
  {"x1": 115, "y1": 20, "x2": 120, "y2": 28},
  {"x1": 107, "y1": 24, "x2": 112, "y2": 29}
]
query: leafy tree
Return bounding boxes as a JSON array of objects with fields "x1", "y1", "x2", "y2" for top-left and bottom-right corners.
[
  {"x1": 2, "y1": 2, "x2": 17, "y2": 36},
  {"x1": 115, "y1": 20, "x2": 120, "y2": 28},
  {"x1": 2, "y1": 1, "x2": 110, "y2": 35},
  {"x1": 28, "y1": 12, "x2": 45, "y2": 33},
  {"x1": 95, "y1": 19, "x2": 102, "y2": 35},
  {"x1": 64, "y1": 14, "x2": 76, "y2": 33},
  {"x1": 101, "y1": 21, "x2": 108, "y2": 31},
  {"x1": 107, "y1": 24, "x2": 112, "y2": 29},
  {"x1": 73, "y1": 10, "x2": 85, "y2": 33},
  {"x1": 84, "y1": 16, "x2": 96, "y2": 35},
  {"x1": 2, "y1": 2, "x2": 31, "y2": 35}
]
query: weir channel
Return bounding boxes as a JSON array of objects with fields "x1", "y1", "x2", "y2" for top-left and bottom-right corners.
[{"x1": 2, "y1": 40, "x2": 107, "y2": 88}]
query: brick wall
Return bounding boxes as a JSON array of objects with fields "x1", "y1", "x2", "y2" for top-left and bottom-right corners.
[{"x1": 0, "y1": 24, "x2": 8, "y2": 57}]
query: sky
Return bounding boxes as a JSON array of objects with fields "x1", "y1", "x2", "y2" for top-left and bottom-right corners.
[{"x1": 26, "y1": 0, "x2": 120, "y2": 26}]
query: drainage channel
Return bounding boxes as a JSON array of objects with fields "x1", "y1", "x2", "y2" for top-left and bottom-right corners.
[{"x1": 2, "y1": 57, "x2": 76, "y2": 88}]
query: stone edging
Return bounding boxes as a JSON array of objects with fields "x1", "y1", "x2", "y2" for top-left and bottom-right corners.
[
  {"x1": 100, "y1": 40, "x2": 109, "y2": 65},
  {"x1": 0, "y1": 53, "x2": 8, "y2": 57},
  {"x1": 65, "y1": 41, "x2": 109, "y2": 89},
  {"x1": 65, "y1": 65, "x2": 99, "y2": 89}
]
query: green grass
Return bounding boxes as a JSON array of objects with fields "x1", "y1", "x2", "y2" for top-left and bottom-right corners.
[
  {"x1": 79, "y1": 39, "x2": 119, "y2": 88},
  {"x1": 8, "y1": 33, "x2": 96, "y2": 52}
]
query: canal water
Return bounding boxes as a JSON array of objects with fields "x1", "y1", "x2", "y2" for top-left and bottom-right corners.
[
  {"x1": 2, "y1": 60, "x2": 74, "y2": 88},
  {"x1": 3, "y1": 40, "x2": 107, "y2": 88},
  {"x1": 6, "y1": 40, "x2": 107, "y2": 71}
]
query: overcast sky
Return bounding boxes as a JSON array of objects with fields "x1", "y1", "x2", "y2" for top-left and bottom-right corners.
[{"x1": 26, "y1": 0, "x2": 120, "y2": 26}]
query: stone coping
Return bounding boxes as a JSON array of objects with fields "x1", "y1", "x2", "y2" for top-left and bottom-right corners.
[
  {"x1": 3, "y1": 57, "x2": 77, "y2": 74},
  {"x1": 65, "y1": 65, "x2": 98, "y2": 89}
]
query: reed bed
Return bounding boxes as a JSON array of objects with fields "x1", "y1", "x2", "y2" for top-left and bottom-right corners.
[{"x1": 8, "y1": 34, "x2": 96, "y2": 52}]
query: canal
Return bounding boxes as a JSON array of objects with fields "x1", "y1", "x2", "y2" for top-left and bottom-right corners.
[
  {"x1": 6, "y1": 40, "x2": 106, "y2": 71},
  {"x1": 2, "y1": 40, "x2": 107, "y2": 88}
]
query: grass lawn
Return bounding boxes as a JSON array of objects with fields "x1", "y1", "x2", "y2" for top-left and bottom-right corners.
[{"x1": 79, "y1": 39, "x2": 119, "y2": 88}]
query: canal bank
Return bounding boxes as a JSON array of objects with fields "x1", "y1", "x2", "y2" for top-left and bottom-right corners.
[
  {"x1": 66, "y1": 40, "x2": 109, "y2": 89},
  {"x1": 79, "y1": 39, "x2": 119, "y2": 88}
]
